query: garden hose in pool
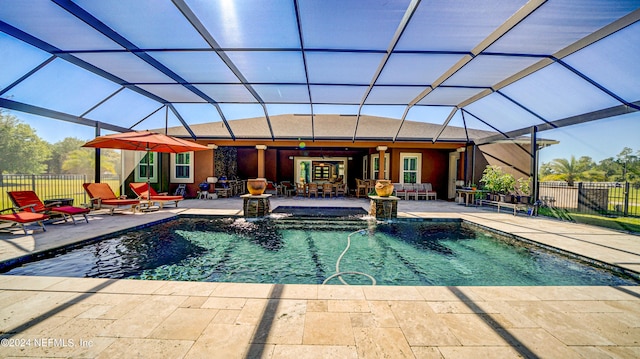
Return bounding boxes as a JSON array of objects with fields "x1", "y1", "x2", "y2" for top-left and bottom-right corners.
[{"x1": 322, "y1": 229, "x2": 377, "y2": 286}]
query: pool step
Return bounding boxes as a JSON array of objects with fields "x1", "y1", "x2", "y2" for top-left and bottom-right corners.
[{"x1": 273, "y1": 218, "x2": 375, "y2": 231}]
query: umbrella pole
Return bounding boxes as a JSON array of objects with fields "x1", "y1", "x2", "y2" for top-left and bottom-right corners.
[
  {"x1": 146, "y1": 147, "x2": 151, "y2": 208},
  {"x1": 146, "y1": 147, "x2": 150, "y2": 190}
]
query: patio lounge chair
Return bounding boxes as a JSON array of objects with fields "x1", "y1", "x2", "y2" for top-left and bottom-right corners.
[
  {"x1": 82, "y1": 183, "x2": 141, "y2": 215},
  {"x1": 0, "y1": 207, "x2": 49, "y2": 234},
  {"x1": 7, "y1": 191, "x2": 89, "y2": 225},
  {"x1": 129, "y1": 182, "x2": 183, "y2": 208}
]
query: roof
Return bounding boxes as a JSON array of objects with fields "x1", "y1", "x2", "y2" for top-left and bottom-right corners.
[
  {"x1": 164, "y1": 114, "x2": 496, "y2": 143},
  {"x1": 1, "y1": 1, "x2": 639, "y2": 144}
]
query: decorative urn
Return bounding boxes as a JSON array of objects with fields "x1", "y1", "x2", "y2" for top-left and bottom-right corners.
[
  {"x1": 247, "y1": 178, "x2": 267, "y2": 195},
  {"x1": 374, "y1": 180, "x2": 394, "y2": 197}
]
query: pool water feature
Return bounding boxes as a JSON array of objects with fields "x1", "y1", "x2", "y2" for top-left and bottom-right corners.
[{"x1": 2, "y1": 217, "x2": 638, "y2": 286}]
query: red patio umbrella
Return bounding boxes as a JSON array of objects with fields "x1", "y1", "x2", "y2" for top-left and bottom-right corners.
[
  {"x1": 82, "y1": 130, "x2": 210, "y2": 189},
  {"x1": 82, "y1": 130, "x2": 209, "y2": 153}
]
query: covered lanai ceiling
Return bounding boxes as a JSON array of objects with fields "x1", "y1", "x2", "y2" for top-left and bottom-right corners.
[{"x1": 1, "y1": 0, "x2": 639, "y2": 145}]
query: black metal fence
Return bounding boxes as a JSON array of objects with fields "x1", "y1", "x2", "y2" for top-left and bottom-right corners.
[
  {"x1": 539, "y1": 181, "x2": 639, "y2": 217},
  {"x1": 0, "y1": 174, "x2": 122, "y2": 210}
]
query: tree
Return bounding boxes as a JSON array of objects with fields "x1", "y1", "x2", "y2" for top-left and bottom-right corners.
[
  {"x1": 46, "y1": 137, "x2": 86, "y2": 174},
  {"x1": 615, "y1": 147, "x2": 639, "y2": 183},
  {"x1": 0, "y1": 110, "x2": 51, "y2": 177},
  {"x1": 62, "y1": 147, "x2": 120, "y2": 180},
  {"x1": 596, "y1": 157, "x2": 619, "y2": 181},
  {"x1": 541, "y1": 155, "x2": 593, "y2": 186}
]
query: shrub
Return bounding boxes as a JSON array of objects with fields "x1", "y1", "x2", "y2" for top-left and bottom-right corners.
[{"x1": 480, "y1": 165, "x2": 515, "y2": 194}]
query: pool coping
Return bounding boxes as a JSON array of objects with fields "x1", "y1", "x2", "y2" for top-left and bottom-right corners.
[{"x1": 2, "y1": 199, "x2": 639, "y2": 358}]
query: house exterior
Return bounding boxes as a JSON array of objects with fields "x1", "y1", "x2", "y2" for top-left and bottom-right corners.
[{"x1": 123, "y1": 114, "x2": 552, "y2": 200}]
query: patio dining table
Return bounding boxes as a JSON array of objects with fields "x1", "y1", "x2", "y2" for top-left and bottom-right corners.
[{"x1": 456, "y1": 188, "x2": 483, "y2": 206}]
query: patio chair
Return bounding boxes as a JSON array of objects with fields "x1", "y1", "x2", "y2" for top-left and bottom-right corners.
[
  {"x1": 415, "y1": 183, "x2": 428, "y2": 200},
  {"x1": 7, "y1": 190, "x2": 89, "y2": 225},
  {"x1": 392, "y1": 183, "x2": 404, "y2": 198},
  {"x1": 424, "y1": 183, "x2": 437, "y2": 200},
  {"x1": 0, "y1": 207, "x2": 49, "y2": 234},
  {"x1": 307, "y1": 183, "x2": 319, "y2": 198},
  {"x1": 296, "y1": 182, "x2": 306, "y2": 197},
  {"x1": 82, "y1": 183, "x2": 141, "y2": 215},
  {"x1": 265, "y1": 181, "x2": 278, "y2": 196},
  {"x1": 129, "y1": 182, "x2": 183, "y2": 208},
  {"x1": 280, "y1": 181, "x2": 295, "y2": 196},
  {"x1": 403, "y1": 183, "x2": 417, "y2": 200},
  {"x1": 322, "y1": 183, "x2": 333, "y2": 198},
  {"x1": 335, "y1": 183, "x2": 346, "y2": 197},
  {"x1": 355, "y1": 179, "x2": 368, "y2": 198}
]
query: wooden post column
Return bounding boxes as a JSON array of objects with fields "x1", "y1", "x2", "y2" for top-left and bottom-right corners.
[
  {"x1": 376, "y1": 146, "x2": 387, "y2": 180},
  {"x1": 256, "y1": 145, "x2": 267, "y2": 178}
]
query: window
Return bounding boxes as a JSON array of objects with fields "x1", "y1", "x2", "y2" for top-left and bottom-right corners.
[
  {"x1": 400, "y1": 153, "x2": 422, "y2": 184},
  {"x1": 362, "y1": 156, "x2": 368, "y2": 179},
  {"x1": 171, "y1": 151, "x2": 194, "y2": 183},
  {"x1": 371, "y1": 153, "x2": 389, "y2": 180},
  {"x1": 135, "y1": 152, "x2": 157, "y2": 183}
]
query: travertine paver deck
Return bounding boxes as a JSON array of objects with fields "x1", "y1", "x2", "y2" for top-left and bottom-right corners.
[{"x1": 0, "y1": 197, "x2": 639, "y2": 358}]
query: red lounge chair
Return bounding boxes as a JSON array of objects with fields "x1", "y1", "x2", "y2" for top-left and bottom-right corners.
[
  {"x1": 82, "y1": 183, "x2": 140, "y2": 215},
  {"x1": 0, "y1": 207, "x2": 49, "y2": 234},
  {"x1": 129, "y1": 182, "x2": 183, "y2": 208},
  {"x1": 7, "y1": 191, "x2": 90, "y2": 225}
]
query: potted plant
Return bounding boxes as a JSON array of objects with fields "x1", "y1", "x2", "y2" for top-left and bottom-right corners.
[
  {"x1": 516, "y1": 177, "x2": 532, "y2": 204},
  {"x1": 480, "y1": 165, "x2": 515, "y2": 202},
  {"x1": 498, "y1": 173, "x2": 515, "y2": 202}
]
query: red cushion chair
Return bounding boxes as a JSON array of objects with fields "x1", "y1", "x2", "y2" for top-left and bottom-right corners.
[
  {"x1": 7, "y1": 191, "x2": 90, "y2": 225},
  {"x1": 83, "y1": 183, "x2": 141, "y2": 215},
  {"x1": 129, "y1": 182, "x2": 183, "y2": 208},
  {"x1": 0, "y1": 207, "x2": 49, "y2": 234}
]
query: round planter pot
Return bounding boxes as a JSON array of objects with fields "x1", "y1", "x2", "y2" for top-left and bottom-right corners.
[
  {"x1": 374, "y1": 180, "x2": 394, "y2": 197},
  {"x1": 247, "y1": 178, "x2": 267, "y2": 195}
]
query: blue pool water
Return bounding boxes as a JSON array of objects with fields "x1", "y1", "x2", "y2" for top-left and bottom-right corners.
[{"x1": 3, "y1": 216, "x2": 638, "y2": 286}]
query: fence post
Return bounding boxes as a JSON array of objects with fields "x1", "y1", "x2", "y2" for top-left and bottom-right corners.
[
  {"x1": 31, "y1": 174, "x2": 36, "y2": 191},
  {"x1": 577, "y1": 182, "x2": 584, "y2": 213},
  {"x1": 624, "y1": 182, "x2": 630, "y2": 217},
  {"x1": 83, "y1": 174, "x2": 87, "y2": 204}
]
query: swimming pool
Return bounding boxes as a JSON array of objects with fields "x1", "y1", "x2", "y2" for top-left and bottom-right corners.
[{"x1": 3, "y1": 216, "x2": 638, "y2": 286}]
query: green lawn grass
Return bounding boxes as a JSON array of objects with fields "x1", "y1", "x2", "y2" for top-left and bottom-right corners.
[
  {"x1": 569, "y1": 213, "x2": 640, "y2": 234},
  {"x1": 538, "y1": 207, "x2": 640, "y2": 234},
  {"x1": 606, "y1": 185, "x2": 640, "y2": 216}
]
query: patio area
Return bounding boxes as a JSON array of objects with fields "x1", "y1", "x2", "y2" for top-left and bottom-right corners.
[{"x1": 1, "y1": 198, "x2": 639, "y2": 358}]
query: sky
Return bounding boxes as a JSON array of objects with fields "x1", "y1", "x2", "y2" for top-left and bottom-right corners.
[
  {"x1": 2, "y1": 10, "x2": 638, "y2": 166},
  {"x1": 536, "y1": 112, "x2": 640, "y2": 164}
]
